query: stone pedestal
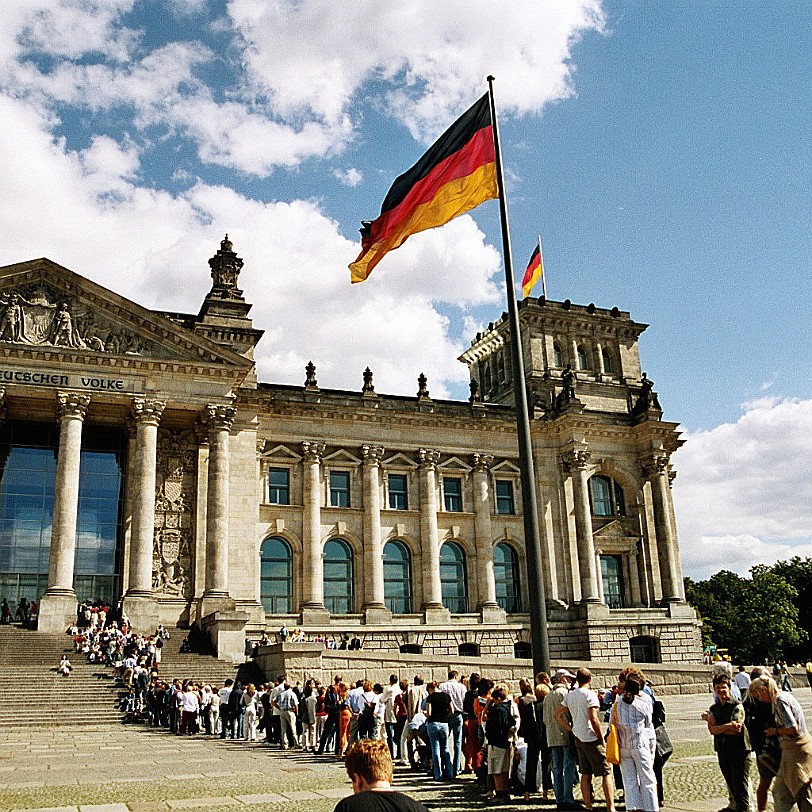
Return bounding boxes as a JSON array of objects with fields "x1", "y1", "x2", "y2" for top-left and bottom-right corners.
[
  {"x1": 300, "y1": 605, "x2": 331, "y2": 625},
  {"x1": 423, "y1": 604, "x2": 452, "y2": 624},
  {"x1": 197, "y1": 595, "x2": 237, "y2": 622},
  {"x1": 37, "y1": 592, "x2": 77, "y2": 634},
  {"x1": 121, "y1": 595, "x2": 160, "y2": 634},
  {"x1": 201, "y1": 609, "x2": 249, "y2": 663},
  {"x1": 479, "y1": 603, "x2": 507, "y2": 624},
  {"x1": 363, "y1": 604, "x2": 392, "y2": 624}
]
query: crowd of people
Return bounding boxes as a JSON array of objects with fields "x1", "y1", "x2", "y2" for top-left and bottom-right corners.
[
  {"x1": 704, "y1": 662, "x2": 812, "y2": 812},
  {"x1": 0, "y1": 596, "x2": 37, "y2": 625}
]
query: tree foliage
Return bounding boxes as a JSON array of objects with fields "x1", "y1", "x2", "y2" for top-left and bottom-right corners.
[{"x1": 684, "y1": 560, "x2": 809, "y2": 663}]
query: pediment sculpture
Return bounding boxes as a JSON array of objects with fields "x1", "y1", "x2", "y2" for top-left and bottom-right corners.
[{"x1": 0, "y1": 283, "x2": 161, "y2": 356}]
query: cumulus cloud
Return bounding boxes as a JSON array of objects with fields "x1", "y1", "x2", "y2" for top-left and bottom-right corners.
[
  {"x1": 334, "y1": 167, "x2": 363, "y2": 187},
  {"x1": 672, "y1": 397, "x2": 812, "y2": 580}
]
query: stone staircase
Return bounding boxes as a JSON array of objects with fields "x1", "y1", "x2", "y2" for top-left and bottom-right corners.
[{"x1": 0, "y1": 624, "x2": 266, "y2": 728}]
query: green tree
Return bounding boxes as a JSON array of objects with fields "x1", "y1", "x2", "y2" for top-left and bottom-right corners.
[
  {"x1": 685, "y1": 567, "x2": 806, "y2": 663},
  {"x1": 769, "y1": 557, "x2": 812, "y2": 660}
]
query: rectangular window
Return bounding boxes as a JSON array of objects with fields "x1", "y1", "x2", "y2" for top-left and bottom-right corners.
[
  {"x1": 600, "y1": 555, "x2": 625, "y2": 609},
  {"x1": 443, "y1": 477, "x2": 463, "y2": 512},
  {"x1": 267, "y1": 467, "x2": 290, "y2": 505},
  {"x1": 330, "y1": 470, "x2": 351, "y2": 508},
  {"x1": 388, "y1": 474, "x2": 408, "y2": 510},
  {"x1": 495, "y1": 480, "x2": 515, "y2": 514}
]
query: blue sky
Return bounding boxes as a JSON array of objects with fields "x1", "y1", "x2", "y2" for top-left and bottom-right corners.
[{"x1": 0, "y1": 0, "x2": 809, "y2": 578}]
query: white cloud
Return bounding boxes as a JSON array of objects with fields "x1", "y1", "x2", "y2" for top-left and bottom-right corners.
[
  {"x1": 228, "y1": 0, "x2": 606, "y2": 140},
  {"x1": 672, "y1": 397, "x2": 812, "y2": 580},
  {"x1": 334, "y1": 167, "x2": 363, "y2": 187}
]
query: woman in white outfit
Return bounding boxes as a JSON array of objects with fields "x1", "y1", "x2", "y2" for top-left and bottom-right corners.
[
  {"x1": 243, "y1": 684, "x2": 259, "y2": 741},
  {"x1": 614, "y1": 666, "x2": 658, "y2": 812}
]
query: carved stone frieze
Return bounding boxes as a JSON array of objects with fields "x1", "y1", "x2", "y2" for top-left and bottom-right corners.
[
  {"x1": 0, "y1": 283, "x2": 167, "y2": 356},
  {"x1": 152, "y1": 429, "x2": 197, "y2": 599}
]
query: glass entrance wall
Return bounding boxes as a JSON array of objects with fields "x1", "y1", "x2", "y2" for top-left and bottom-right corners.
[{"x1": 0, "y1": 421, "x2": 125, "y2": 606}]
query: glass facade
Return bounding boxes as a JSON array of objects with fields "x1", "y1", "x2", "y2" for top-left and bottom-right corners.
[{"x1": 0, "y1": 421, "x2": 124, "y2": 606}]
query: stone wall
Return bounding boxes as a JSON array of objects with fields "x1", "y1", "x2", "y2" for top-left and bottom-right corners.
[{"x1": 255, "y1": 643, "x2": 717, "y2": 696}]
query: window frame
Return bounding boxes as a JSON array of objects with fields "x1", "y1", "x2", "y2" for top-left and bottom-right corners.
[
  {"x1": 329, "y1": 469, "x2": 351, "y2": 508},
  {"x1": 494, "y1": 479, "x2": 515, "y2": 515},
  {"x1": 387, "y1": 473, "x2": 409, "y2": 511},
  {"x1": 260, "y1": 536, "x2": 293, "y2": 615},
  {"x1": 442, "y1": 476, "x2": 463, "y2": 512},
  {"x1": 323, "y1": 538, "x2": 354, "y2": 615},
  {"x1": 589, "y1": 474, "x2": 626, "y2": 517},
  {"x1": 383, "y1": 539, "x2": 412, "y2": 614},
  {"x1": 494, "y1": 542, "x2": 521, "y2": 613},
  {"x1": 267, "y1": 466, "x2": 290, "y2": 505},
  {"x1": 600, "y1": 553, "x2": 625, "y2": 609},
  {"x1": 440, "y1": 540, "x2": 468, "y2": 613}
]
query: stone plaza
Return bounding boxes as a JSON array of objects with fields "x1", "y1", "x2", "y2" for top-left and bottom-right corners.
[{"x1": 1, "y1": 690, "x2": 810, "y2": 812}]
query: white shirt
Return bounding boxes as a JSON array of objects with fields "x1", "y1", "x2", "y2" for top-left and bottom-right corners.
[
  {"x1": 561, "y1": 685, "x2": 599, "y2": 743},
  {"x1": 439, "y1": 679, "x2": 466, "y2": 713}
]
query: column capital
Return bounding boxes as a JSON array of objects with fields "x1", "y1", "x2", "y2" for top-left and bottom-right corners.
[
  {"x1": 56, "y1": 391, "x2": 91, "y2": 421},
  {"x1": 640, "y1": 451, "x2": 670, "y2": 479},
  {"x1": 418, "y1": 448, "x2": 441, "y2": 470},
  {"x1": 361, "y1": 444, "x2": 385, "y2": 466},
  {"x1": 472, "y1": 452, "x2": 494, "y2": 473},
  {"x1": 302, "y1": 440, "x2": 326, "y2": 463},
  {"x1": 131, "y1": 398, "x2": 166, "y2": 427},
  {"x1": 204, "y1": 403, "x2": 236, "y2": 432},
  {"x1": 561, "y1": 447, "x2": 591, "y2": 474}
]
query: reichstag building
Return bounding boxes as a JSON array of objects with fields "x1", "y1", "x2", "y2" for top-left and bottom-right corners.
[{"x1": 0, "y1": 237, "x2": 700, "y2": 663}]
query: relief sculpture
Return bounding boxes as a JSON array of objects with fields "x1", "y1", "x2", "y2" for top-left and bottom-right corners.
[
  {"x1": 152, "y1": 429, "x2": 197, "y2": 598},
  {"x1": 0, "y1": 283, "x2": 155, "y2": 355}
]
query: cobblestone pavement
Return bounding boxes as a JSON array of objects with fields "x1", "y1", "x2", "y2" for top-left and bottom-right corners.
[{"x1": 0, "y1": 690, "x2": 810, "y2": 812}]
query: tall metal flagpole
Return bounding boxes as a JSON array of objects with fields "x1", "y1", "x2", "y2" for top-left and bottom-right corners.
[
  {"x1": 486, "y1": 76, "x2": 551, "y2": 676},
  {"x1": 538, "y1": 234, "x2": 548, "y2": 299}
]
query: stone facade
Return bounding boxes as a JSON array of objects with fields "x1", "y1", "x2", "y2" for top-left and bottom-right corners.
[{"x1": 0, "y1": 238, "x2": 701, "y2": 664}]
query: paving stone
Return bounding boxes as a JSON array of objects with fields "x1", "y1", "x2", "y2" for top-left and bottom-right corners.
[
  {"x1": 78, "y1": 805, "x2": 130, "y2": 812},
  {"x1": 280, "y1": 790, "x2": 324, "y2": 801},
  {"x1": 165, "y1": 799, "x2": 241, "y2": 809},
  {"x1": 234, "y1": 794, "x2": 287, "y2": 804},
  {"x1": 314, "y1": 788, "x2": 353, "y2": 799}
]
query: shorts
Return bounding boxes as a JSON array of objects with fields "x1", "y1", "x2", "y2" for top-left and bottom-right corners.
[
  {"x1": 487, "y1": 745, "x2": 511, "y2": 774},
  {"x1": 575, "y1": 737, "x2": 611, "y2": 776}
]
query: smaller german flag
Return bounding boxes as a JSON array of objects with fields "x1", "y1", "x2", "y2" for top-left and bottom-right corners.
[
  {"x1": 350, "y1": 94, "x2": 498, "y2": 283},
  {"x1": 521, "y1": 242, "x2": 543, "y2": 298}
]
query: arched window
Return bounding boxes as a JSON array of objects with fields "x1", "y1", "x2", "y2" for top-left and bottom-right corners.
[
  {"x1": 553, "y1": 343, "x2": 563, "y2": 368},
  {"x1": 260, "y1": 536, "x2": 293, "y2": 614},
  {"x1": 494, "y1": 542, "x2": 521, "y2": 613},
  {"x1": 383, "y1": 540, "x2": 412, "y2": 614},
  {"x1": 458, "y1": 642, "x2": 480, "y2": 657},
  {"x1": 589, "y1": 475, "x2": 626, "y2": 517},
  {"x1": 440, "y1": 541, "x2": 468, "y2": 613},
  {"x1": 602, "y1": 349, "x2": 614, "y2": 374},
  {"x1": 323, "y1": 538, "x2": 354, "y2": 614},
  {"x1": 577, "y1": 345, "x2": 589, "y2": 370}
]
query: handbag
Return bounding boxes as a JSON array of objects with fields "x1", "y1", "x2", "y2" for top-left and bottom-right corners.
[{"x1": 605, "y1": 702, "x2": 621, "y2": 765}]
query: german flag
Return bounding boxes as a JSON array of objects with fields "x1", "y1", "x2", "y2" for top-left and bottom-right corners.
[
  {"x1": 350, "y1": 94, "x2": 498, "y2": 283},
  {"x1": 522, "y1": 242, "x2": 543, "y2": 298}
]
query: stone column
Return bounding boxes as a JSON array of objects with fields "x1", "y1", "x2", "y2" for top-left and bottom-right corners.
[
  {"x1": 301, "y1": 440, "x2": 329, "y2": 623},
  {"x1": 201, "y1": 404, "x2": 236, "y2": 607},
  {"x1": 643, "y1": 452, "x2": 682, "y2": 602},
  {"x1": 38, "y1": 392, "x2": 90, "y2": 633},
  {"x1": 125, "y1": 399, "x2": 165, "y2": 596},
  {"x1": 419, "y1": 448, "x2": 449, "y2": 623},
  {"x1": 361, "y1": 445, "x2": 390, "y2": 623},
  {"x1": 121, "y1": 398, "x2": 165, "y2": 631},
  {"x1": 472, "y1": 453, "x2": 505, "y2": 622},
  {"x1": 628, "y1": 543, "x2": 643, "y2": 607},
  {"x1": 562, "y1": 445, "x2": 600, "y2": 603}
]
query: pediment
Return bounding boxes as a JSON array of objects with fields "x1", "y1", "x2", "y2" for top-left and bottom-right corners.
[
  {"x1": 260, "y1": 443, "x2": 302, "y2": 462},
  {"x1": 593, "y1": 519, "x2": 634, "y2": 539},
  {"x1": 438, "y1": 455, "x2": 472, "y2": 473},
  {"x1": 0, "y1": 258, "x2": 251, "y2": 371},
  {"x1": 491, "y1": 460, "x2": 521, "y2": 474},
  {"x1": 324, "y1": 449, "x2": 362, "y2": 465},
  {"x1": 382, "y1": 452, "x2": 418, "y2": 469}
]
